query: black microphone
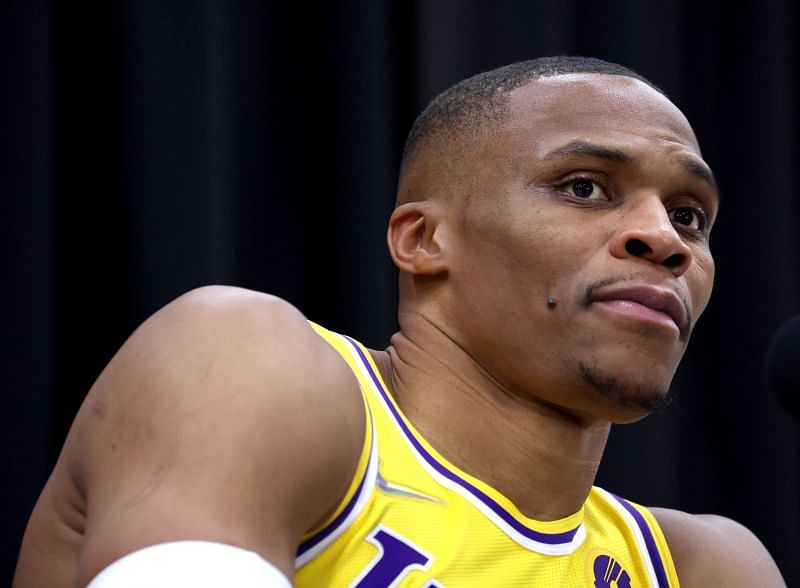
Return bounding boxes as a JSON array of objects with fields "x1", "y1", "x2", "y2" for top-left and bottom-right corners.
[{"x1": 766, "y1": 314, "x2": 800, "y2": 418}]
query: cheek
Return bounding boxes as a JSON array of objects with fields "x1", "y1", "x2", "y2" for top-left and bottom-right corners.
[
  {"x1": 456, "y1": 196, "x2": 607, "y2": 299},
  {"x1": 475, "y1": 222, "x2": 562, "y2": 292},
  {"x1": 687, "y1": 250, "x2": 715, "y2": 314}
]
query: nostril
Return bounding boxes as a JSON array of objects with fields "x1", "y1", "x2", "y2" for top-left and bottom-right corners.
[
  {"x1": 664, "y1": 253, "x2": 685, "y2": 268},
  {"x1": 625, "y1": 239, "x2": 652, "y2": 257}
]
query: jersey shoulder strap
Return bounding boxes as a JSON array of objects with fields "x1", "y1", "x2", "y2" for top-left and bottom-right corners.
[
  {"x1": 294, "y1": 322, "x2": 378, "y2": 567},
  {"x1": 592, "y1": 487, "x2": 681, "y2": 587}
]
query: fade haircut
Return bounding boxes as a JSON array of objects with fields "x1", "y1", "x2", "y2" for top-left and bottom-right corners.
[{"x1": 399, "y1": 56, "x2": 664, "y2": 179}]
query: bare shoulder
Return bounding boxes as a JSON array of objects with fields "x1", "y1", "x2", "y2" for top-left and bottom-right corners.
[
  {"x1": 74, "y1": 287, "x2": 365, "y2": 481},
  {"x1": 23, "y1": 286, "x2": 366, "y2": 586},
  {"x1": 650, "y1": 507, "x2": 786, "y2": 587}
]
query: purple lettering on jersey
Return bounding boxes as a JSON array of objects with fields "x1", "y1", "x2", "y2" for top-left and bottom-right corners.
[
  {"x1": 593, "y1": 554, "x2": 631, "y2": 588},
  {"x1": 352, "y1": 526, "x2": 431, "y2": 587}
]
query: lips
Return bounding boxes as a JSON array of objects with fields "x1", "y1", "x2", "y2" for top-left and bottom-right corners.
[{"x1": 587, "y1": 284, "x2": 689, "y2": 334}]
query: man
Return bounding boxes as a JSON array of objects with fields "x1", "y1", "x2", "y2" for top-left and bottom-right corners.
[{"x1": 14, "y1": 56, "x2": 785, "y2": 587}]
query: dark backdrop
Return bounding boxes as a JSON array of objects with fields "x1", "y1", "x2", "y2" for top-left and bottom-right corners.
[{"x1": 3, "y1": 1, "x2": 799, "y2": 585}]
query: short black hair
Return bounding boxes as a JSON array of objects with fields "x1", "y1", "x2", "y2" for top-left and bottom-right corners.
[{"x1": 400, "y1": 56, "x2": 663, "y2": 178}]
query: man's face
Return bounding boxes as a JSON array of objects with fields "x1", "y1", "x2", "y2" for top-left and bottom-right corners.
[{"x1": 443, "y1": 73, "x2": 718, "y2": 422}]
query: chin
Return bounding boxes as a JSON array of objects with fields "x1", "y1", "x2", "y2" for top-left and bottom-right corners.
[{"x1": 577, "y1": 360, "x2": 675, "y2": 422}]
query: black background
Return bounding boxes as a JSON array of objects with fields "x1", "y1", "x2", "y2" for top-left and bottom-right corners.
[{"x1": 3, "y1": 1, "x2": 799, "y2": 585}]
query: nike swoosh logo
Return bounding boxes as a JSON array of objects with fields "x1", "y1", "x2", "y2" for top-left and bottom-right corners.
[{"x1": 376, "y1": 471, "x2": 446, "y2": 504}]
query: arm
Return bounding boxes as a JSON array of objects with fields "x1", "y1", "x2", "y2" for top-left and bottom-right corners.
[
  {"x1": 14, "y1": 286, "x2": 366, "y2": 587},
  {"x1": 651, "y1": 507, "x2": 786, "y2": 587}
]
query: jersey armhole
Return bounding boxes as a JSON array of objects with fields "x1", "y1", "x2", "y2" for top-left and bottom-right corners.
[
  {"x1": 295, "y1": 322, "x2": 377, "y2": 567},
  {"x1": 634, "y1": 504, "x2": 681, "y2": 587}
]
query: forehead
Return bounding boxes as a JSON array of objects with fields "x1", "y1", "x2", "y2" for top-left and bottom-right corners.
[{"x1": 502, "y1": 73, "x2": 701, "y2": 158}]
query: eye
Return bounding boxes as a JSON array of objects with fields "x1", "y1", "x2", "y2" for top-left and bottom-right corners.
[
  {"x1": 669, "y1": 206, "x2": 706, "y2": 231},
  {"x1": 562, "y1": 177, "x2": 607, "y2": 200}
]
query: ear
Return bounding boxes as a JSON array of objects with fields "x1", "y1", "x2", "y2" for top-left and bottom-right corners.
[{"x1": 387, "y1": 202, "x2": 448, "y2": 276}]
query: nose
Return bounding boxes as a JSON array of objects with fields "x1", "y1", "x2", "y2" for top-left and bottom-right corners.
[{"x1": 608, "y1": 196, "x2": 693, "y2": 277}]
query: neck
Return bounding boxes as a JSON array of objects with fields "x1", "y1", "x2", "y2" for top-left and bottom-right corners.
[{"x1": 372, "y1": 315, "x2": 611, "y2": 522}]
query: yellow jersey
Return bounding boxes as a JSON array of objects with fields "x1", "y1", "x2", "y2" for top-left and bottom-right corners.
[{"x1": 295, "y1": 323, "x2": 679, "y2": 587}]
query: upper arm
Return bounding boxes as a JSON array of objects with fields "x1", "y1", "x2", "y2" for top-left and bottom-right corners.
[
  {"x1": 651, "y1": 507, "x2": 786, "y2": 587},
  {"x1": 67, "y1": 287, "x2": 365, "y2": 585}
]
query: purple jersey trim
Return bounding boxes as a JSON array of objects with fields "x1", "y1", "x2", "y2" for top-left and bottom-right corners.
[
  {"x1": 344, "y1": 336, "x2": 582, "y2": 546},
  {"x1": 296, "y1": 413, "x2": 374, "y2": 558},
  {"x1": 610, "y1": 493, "x2": 671, "y2": 587}
]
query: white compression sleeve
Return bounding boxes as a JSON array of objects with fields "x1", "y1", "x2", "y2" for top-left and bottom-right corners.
[{"x1": 86, "y1": 541, "x2": 292, "y2": 588}]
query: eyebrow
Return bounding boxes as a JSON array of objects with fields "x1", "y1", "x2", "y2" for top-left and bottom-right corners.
[
  {"x1": 678, "y1": 158, "x2": 718, "y2": 192},
  {"x1": 542, "y1": 139, "x2": 719, "y2": 194},
  {"x1": 543, "y1": 140, "x2": 637, "y2": 165}
]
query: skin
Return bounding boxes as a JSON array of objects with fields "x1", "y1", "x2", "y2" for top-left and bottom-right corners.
[
  {"x1": 384, "y1": 74, "x2": 719, "y2": 518},
  {"x1": 14, "y1": 74, "x2": 785, "y2": 587}
]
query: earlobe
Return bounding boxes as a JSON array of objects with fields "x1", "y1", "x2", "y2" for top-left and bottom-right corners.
[{"x1": 387, "y1": 202, "x2": 448, "y2": 276}]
